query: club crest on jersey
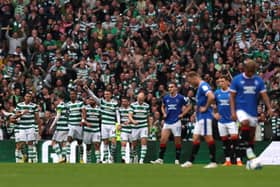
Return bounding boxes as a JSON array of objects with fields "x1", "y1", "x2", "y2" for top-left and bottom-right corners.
[{"x1": 243, "y1": 86, "x2": 256, "y2": 94}]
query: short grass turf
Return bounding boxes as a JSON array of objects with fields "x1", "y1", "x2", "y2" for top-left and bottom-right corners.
[{"x1": 0, "y1": 164, "x2": 279, "y2": 187}]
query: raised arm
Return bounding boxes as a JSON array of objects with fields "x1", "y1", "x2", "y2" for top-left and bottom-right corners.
[
  {"x1": 84, "y1": 85, "x2": 101, "y2": 105},
  {"x1": 49, "y1": 110, "x2": 61, "y2": 131}
]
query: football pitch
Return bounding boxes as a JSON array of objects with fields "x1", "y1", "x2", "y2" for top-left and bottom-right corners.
[{"x1": 0, "y1": 164, "x2": 279, "y2": 187}]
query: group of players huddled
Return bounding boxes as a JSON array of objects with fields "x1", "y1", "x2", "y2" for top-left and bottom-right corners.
[{"x1": 5, "y1": 59, "x2": 273, "y2": 167}]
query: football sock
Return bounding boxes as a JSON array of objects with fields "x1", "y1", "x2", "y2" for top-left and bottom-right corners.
[
  {"x1": 95, "y1": 150, "x2": 101, "y2": 162},
  {"x1": 121, "y1": 145, "x2": 126, "y2": 159},
  {"x1": 189, "y1": 141, "x2": 200, "y2": 162},
  {"x1": 86, "y1": 150, "x2": 92, "y2": 163},
  {"x1": 140, "y1": 145, "x2": 147, "y2": 160},
  {"x1": 111, "y1": 143, "x2": 116, "y2": 160},
  {"x1": 53, "y1": 143, "x2": 62, "y2": 158},
  {"x1": 175, "y1": 144, "x2": 181, "y2": 160},
  {"x1": 222, "y1": 138, "x2": 230, "y2": 159},
  {"x1": 15, "y1": 149, "x2": 23, "y2": 163},
  {"x1": 208, "y1": 141, "x2": 216, "y2": 163},
  {"x1": 159, "y1": 144, "x2": 166, "y2": 159},
  {"x1": 103, "y1": 144, "x2": 109, "y2": 161}
]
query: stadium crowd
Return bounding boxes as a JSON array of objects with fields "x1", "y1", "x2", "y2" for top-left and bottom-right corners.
[{"x1": 0, "y1": 0, "x2": 279, "y2": 163}]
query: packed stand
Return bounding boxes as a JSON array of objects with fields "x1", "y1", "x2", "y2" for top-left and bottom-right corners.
[{"x1": 0, "y1": 0, "x2": 279, "y2": 142}]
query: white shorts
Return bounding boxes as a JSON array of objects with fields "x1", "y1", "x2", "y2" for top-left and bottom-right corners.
[
  {"x1": 163, "y1": 120, "x2": 182, "y2": 137},
  {"x1": 236, "y1": 110, "x2": 258, "y2": 127},
  {"x1": 101, "y1": 124, "x2": 116, "y2": 139},
  {"x1": 52, "y1": 131, "x2": 68, "y2": 142},
  {"x1": 218, "y1": 122, "x2": 238, "y2": 137},
  {"x1": 131, "y1": 127, "x2": 148, "y2": 141},
  {"x1": 83, "y1": 131, "x2": 101, "y2": 144},
  {"x1": 15, "y1": 128, "x2": 36, "y2": 142},
  {"x1": 68, "y1": 125, "x2": 83, "y2": 140},
  {"x1": 120, "y1": 132, "x2": 132, "y2": 142},
  {"x1": 193, "y1": 119, "x2": 213, "y2": 136}
]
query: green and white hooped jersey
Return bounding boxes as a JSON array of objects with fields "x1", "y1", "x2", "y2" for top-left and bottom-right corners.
[
  {"x1": 84, "y1": 105, "x2": 100, "y2": 133},
  {"x1": 119, "y1": 107, "x2": 131, "y2": 133},
  {"x1": 56, "y1": 102, "x2": 68, "y2": 131},
  {"x1": 100, "y1": 99, "x2": 118, "y2": 126},
  {"x1": 15, "y1": 102, "x2": 38, "y2": 130},
  {"x1": 129, "y1": 102, "x2": 150, "y2": 129},
  {"x1": 67, "y1": 101, "x2": 85, "y2": 126}
]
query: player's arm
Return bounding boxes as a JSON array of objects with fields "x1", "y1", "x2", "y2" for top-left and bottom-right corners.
[
  {"x1": 35, "y1": 111, "x2": 43, "y2": 135},
  {"x1": 212, "y1": 93, "x2": 220, "y2": 120},
  {"x1": 83, "y1": 85, "x2": 101, "y2": 105},
  {"x1": 179, "y1": 103, "x2": 192, "y2": 119},
  {"x1": 260, "y1": 91, "x2": 273, "y2": 117},
  {"x1": 161, "y1": 103, "x2": 167, "y2": 119},
  {"x1": 128, "y1": 112, "x2": 138, "y2": 125},
  {"x1": 229, "y1": 91, "x2": 237, "y2": 121},
  {"x1": 199, "y1": 91, "x2": 215, "y2": 112},
  {"x1": 49, "y1": 110, "x2": 61, "y2": 132},
  {"x1": 116, "y1": 109, "x2": 121, "y2": 125},
  {"x1": 81, "y1": 107, "x2": 87, "y2": 123}
]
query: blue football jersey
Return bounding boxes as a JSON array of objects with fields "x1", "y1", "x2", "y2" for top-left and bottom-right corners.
[
  {"x1": 163, "y1": 94, "x2": 189, "y2": 124},
  {"x1": 214, "y1": 88, "x2": 233, "y2": 123},
  {"x1": 196, "y1": 81, "x2": 213, "y2": 120},
  {"x1": 230, "y1": 73, "x2": 266, "y2": 117}
]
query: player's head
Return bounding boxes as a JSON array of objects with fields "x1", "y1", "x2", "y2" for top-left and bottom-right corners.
[
  {"x1": 219, "y1": 75, "x2": 230, "y2": 90},
  {"x1": 244, "y1": 59, "x2": 257, "y2": 78},
  {"x1": 56, "y1": 92, "x2": 65, "y2": 101},
  {"x1": 24, "y1": 91, "x2": 32, "y2": 103},
  {"x1": 187, "y1": 71, "x2": 201, "y2": 88},
  {"x1": 104, "y1": 88, "x2": 112, "y2": 101},
  {"x1": 168, "y1": 82, "x2": 177, "y2": 95},
  {"x1": 87, "y1": 96, "x2": 95, "y2": 106},
  {"x1": 121, "y1": 96, "x2": 129, "y2": 107},
  {"x1": 137, "y1": 91, "x2": 145, "y2": 104},
  {"x1": 69, "y1": 90, "x2": 77, "y2": 102}
]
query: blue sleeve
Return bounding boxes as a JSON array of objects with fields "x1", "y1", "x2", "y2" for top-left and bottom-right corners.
[{"x1": 258, "y1": 77, "x2": 266, "y2": 92}]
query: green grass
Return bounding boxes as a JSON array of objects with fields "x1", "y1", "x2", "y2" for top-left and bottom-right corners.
[{"x1": 0, "y1": 164, "x2": 279, "y2": 187}]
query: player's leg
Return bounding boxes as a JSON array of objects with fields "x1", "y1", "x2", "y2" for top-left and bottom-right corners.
[
  {"x1": 139, "y1": 127, "x2": 148, "y2": 164},
  {"x1": 93, "y1": 132, "x2": 101, "y2": 163},
  {"x1": 218, "y1": 122, "x2": 231, "y2": 165},
  {"x1": 130, "y1": 128, "x2": 139, "y2": 163},
  {"x1": 236, "y1": 110, "x2": 251, "y2": 158},
  {"x1": 52, "y1": 132, "x2": 63, "y2": 162},
  {"x1": 204, "y1": 119, "x2": 217, "y2": 168},
  {"x1": 228, "y1": 122, "x2": 242, "y2": 165},
  {"x1": 109, "y1": 125, "x2": 117, "y2": 163},
  {"x1": 75, "y1": 126, "x2": 84, "y2": 163},
  {"x1": 150, "y1": 127, "x2": 170, "y2": 164},
  {"x1": 15, "y1": 130, "x2": 25, "y2": 163},
  {"x1": 15, "y1": 142, "x2": 24, "y2": 163},
  {"x1": 182, "y1": 120, "x2": 203, "y2": 167},
  {"x1": 120, "y1": 132, "x2": 128, "y2": 163},
  {"x1": 83, "y1": 131, "x2": 91, "y2": 163},
  {"x1": 60, "y1": 131, "x2": 68, "y2": 162},
  {"x1": 94, "y1": 142, "x2": 101, "y2": 163},
  {"x1": 27, "y1": 128, "x2": 37, "y2": 163},
  {"x1": 101, "y1": 125, "x2": 110, "y2": 163},
  {"x1": 172, "y1": 121, "x2": 182, "y2": 164},
  {"x1": 67, "y1": 126, "x2": 75, "y2": 162}
]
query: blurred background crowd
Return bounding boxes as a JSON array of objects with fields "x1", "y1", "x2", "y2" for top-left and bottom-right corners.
[{"x1": 0, "y1": 0, "x2": 279, "y2": 141}]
